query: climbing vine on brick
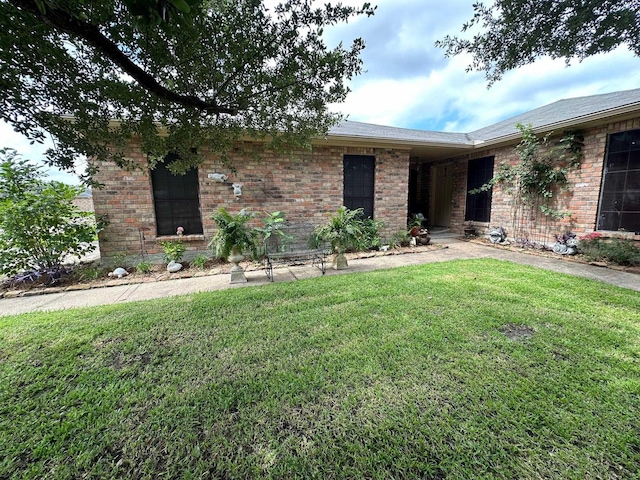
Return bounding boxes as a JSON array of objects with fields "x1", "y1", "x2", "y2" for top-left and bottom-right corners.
[{"x1": 471, "y1": 123, "x2": 584, "y2": 219}]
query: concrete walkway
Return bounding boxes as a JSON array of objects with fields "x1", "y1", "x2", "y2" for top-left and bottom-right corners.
[{"x1": 1, "y1": 237, "x2": 637, "y2": 317}]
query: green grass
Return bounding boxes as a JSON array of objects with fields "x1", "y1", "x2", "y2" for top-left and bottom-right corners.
[{"x1": 1, "y1": 259, "x2": 639, "y2": 479}]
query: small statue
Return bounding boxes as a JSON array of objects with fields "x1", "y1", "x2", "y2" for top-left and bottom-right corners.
[
  {"x1": 489, "y1": 227, "x2": 507, "y2": 244},
  {"x1": 167, "y1": 260, "x2": 183, "y2": 273},
  {"x1": 208, "y1": 173, "x2": 228, "y2": 183},
  {"x1": 108, "y1": 267, "x2": 129, "y2": 278}
]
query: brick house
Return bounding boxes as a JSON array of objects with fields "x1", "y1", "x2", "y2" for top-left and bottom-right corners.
[
  {"x1": 72, "y1": 188, "x2": 94, "y2": 213},
  {"x1": 93, "y1": 88, "x2": 640, "y2": 261}
]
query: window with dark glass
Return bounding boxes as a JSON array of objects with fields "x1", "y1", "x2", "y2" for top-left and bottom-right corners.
[
  {"x1": 597, "y1": 129, "x2": 640, "y2": 232},
  {"x1": 465, "y1": 156, "x2": 494, "y2": 222},
  {"x1": 151, "y1": 154, "x2": 203, "y2": 236},
  {"x1": 343, "y1": 155, "x2": 375, "y2": 218}
]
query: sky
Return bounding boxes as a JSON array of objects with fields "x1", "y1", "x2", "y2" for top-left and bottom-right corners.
[{"x1": 2, "y1": 0, "x2": 640, "y2": 184}]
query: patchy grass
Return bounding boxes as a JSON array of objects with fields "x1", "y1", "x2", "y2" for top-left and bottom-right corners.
[{"x1": 1, "y1": 259, "x2": 639, "y2": 479}]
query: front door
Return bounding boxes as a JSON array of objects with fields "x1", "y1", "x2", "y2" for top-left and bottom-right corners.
[{"x1": 431, "y1": 164, "x2": 453, "y2": 227}]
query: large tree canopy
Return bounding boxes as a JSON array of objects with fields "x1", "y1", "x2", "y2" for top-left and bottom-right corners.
[
  {"x1": 0, "y1": 0, "x2": 374, "y2": 181},
  {"x1": 436, "y1": 0, "x2": 640, "y2": 84}
]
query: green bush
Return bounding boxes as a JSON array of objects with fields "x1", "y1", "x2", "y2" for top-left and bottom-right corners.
[
  {"x1": 388, "y1": 230, "x2": 410, "y2": 248},
  {"x1": 112, "y1": 252, "x2": 128, "y2": 268},
  {"x1": 191, "y1": 254, "x2": 208, "y2": 269},
  {"x1": 358, "y1": 217, "x2": 384, "y2": 250},
  {"x1": 136, "y1": 261, "x2": 152, "y2": 274},
  {"x1": 160, "y1": 241, "x2": 186, "y2": 263},
  {"x1": 74, "y1": 264, "x2": 107, "y2": 282},
  {"x1": 579, "y1": 234, "x2": 640, "y2": 266},
  {"x1": 0, "y1": 149, "x2": 104, "y2": 277}
]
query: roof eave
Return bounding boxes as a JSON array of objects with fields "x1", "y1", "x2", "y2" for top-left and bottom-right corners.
[
  {"x1": 318, "y1": 132, "x2": 475, "y2": 150},
  {"x1": 478, "y1": 103, "x2": 640, "y2": 147}
]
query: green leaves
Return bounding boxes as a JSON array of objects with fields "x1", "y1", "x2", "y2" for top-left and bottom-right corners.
[
  {"x1": 2, "y1": 0, "x2": 374, "y2": 183},
  {"x1": 0, "y1": 149, "x2": 102, "y2": 276},
  {"x1": 470, "y1": 124, "x2": 583, "y2": 220},
  {"x1": 209, "y1": 207, "x2": 259, "y2": 259},
  {"x1": 314, "y1": 206, "x2": 367, "y2": 254},
  {"x1": 159, "y1": 240, "x2": 186, "y2": 263},
  {"x1": 437, "y1": 0, "x2": 640, "y2": 84}
]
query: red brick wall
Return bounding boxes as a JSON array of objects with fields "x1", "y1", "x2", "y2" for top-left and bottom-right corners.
[
  {"x1": 93, "y1": 141, "x2": 410, "y2": 259},
  {"x1": 72, "y1": 196, "x2": 94, "y2": 213},
  {"x1": 451, "y1": 116, "x2": 640, "y2": 244}
]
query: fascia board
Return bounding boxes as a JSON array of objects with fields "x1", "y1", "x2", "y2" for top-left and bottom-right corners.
[{"x1": 317, "y1": 133, "x2": 475, "y2": 150}]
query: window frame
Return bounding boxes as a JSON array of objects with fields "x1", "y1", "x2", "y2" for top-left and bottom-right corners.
[
  {"x1": 150, "y1": 155, "x2": 204, "y2": 236},
  {"x1": 465, "y1": 156, "x2": 494, "y2": 223},
  {"x1": 343, "y1": 154, "x2": 375, "y2": 218},
  {"x1": 596, "y1": 129, "x2": 640, "y2": 233}
]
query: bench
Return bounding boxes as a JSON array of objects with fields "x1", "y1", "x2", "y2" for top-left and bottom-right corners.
[{"x1": 263, "y1": 222, "x2": 330, "y2": 282}]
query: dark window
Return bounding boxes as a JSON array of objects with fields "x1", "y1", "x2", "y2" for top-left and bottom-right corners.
[
  {"x1": 465, "y1": 156, "x2": 494, "y2": 222},
  {"x1": 597, "y1": 129, "x2": 640, "y2": 233},
  {"x1": 343, "y1": 155, "x2": 375, "y2": 218},
  {"x1": 151, "y1": 154, "x2": 203, "y2": 236}
]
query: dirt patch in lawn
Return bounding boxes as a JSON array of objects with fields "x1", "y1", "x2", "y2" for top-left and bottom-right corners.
[{"x1": 499, "y1": 323, "x2": 535, "y2": 342}]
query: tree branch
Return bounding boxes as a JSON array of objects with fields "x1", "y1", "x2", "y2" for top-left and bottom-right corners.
[{"x1": 9, "y1": 0, "x2": 238, "y2": 115}]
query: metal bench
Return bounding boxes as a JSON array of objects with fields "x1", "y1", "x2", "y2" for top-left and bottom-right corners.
[{"x1": 263, "y1": 222, "x2": 329, "y2": 282}]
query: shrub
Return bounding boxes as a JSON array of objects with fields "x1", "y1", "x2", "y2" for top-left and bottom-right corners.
[
  {"x1": 160, "y1": 241, "x2": 186, "y2": 263},
  {"x1": 75, "y1": 264, "x2": 107, "y2": 282},
  {"x1": 579, "y1": 234, "x2": 640, "y2": 266},
  {"x1": 191, "y1": 254, "x2": 208, "y2": 269},
  {"x1": 0, "y1": 149, "x2": 104, "y2": 277},
  {"x1": 112, "y1": 252, "x2": 128, "y2": 268},
  {"x1": 136, "y1": 261, "x2": 152, "y2": 274},
  {"x1": 387, "y1": 230, "x2": 410, "y2": 248},
  {"x1": 358, "y1": 218, "x2": 384, "y2": 251}
]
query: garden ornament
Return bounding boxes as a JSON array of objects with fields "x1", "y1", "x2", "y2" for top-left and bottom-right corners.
[
  {"x1": 108, "y1": 267, "x2": 129, "y2": 278},
  {"x1": 167, "y1": 260, "x2": 183, "y2": 273},
  {"x1": 488, "y1": 227, "x2": 507, "y2": 244},
  {"x1": 208, "y1": 173, "x2": 228, "y2": 182}
]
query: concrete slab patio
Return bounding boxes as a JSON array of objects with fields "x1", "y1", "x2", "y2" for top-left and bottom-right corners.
[{"x1": 0, "y1": 238, "x2": 637, "y2": 317}]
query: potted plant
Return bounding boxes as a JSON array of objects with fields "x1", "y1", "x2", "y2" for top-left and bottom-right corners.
[
  {"x1": 255, "y1": 211, "x2": 293, "y2": 255},
  {"x1": 314, "y1": 206, "x2": 365, "y2": 269},
  {"x1": 209, "y1": 208, "x2": 258, "y2": 283},
  {"x1": 463, "y1": 221, "x2": 476, "y2": 237}
]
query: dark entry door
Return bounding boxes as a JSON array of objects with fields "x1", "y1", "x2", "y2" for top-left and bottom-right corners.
[
  {"x1": 431, "y1": 164, "x2": 453, "y2": 227},
  {"x1": 344, "y1": 155, "x2": 375, "y2": 218}
]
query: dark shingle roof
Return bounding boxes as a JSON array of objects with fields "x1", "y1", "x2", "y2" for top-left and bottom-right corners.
[
  {"x1": 327, "y1": 88, "x2": 640, "y2": 148},
  {"x1": 469, "y1": 88, "x2": 640, "y2": 141},
  {"x1": 328, "y1": 120, "x2": 472, "y2": 145}
]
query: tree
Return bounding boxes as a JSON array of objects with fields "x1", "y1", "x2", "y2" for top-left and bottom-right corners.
[
  {"x1": 0, "y1": 0, "x2": 375, "y2": 182},
  {"x1": 436, "y1": 0, "x2": 640, "y2": 84},
  {"x1": 0, "y1": 149, "x2": 103, "y2": 277}
]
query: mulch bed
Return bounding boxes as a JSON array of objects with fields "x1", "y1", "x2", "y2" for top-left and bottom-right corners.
[
  {"x1": 1, "y1": 244, "x2": 445, "y2": 298},
  {"x1": 464, "y1": 236, "x2": 640, "y2": 275}
]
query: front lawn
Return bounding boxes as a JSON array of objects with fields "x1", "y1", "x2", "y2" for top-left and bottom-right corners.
[{"x1": 1, "y1": 259, "x2": 639, "y2": 479}]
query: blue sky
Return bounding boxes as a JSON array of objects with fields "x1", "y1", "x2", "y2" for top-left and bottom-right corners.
[{"x1": 2, "y1": 0, "x2": 639, "y2": 183}]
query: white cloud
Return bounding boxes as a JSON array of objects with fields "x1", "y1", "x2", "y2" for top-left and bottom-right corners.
[{"x1": 328, "y1": 2, "x2": 640, "y2": 135}]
